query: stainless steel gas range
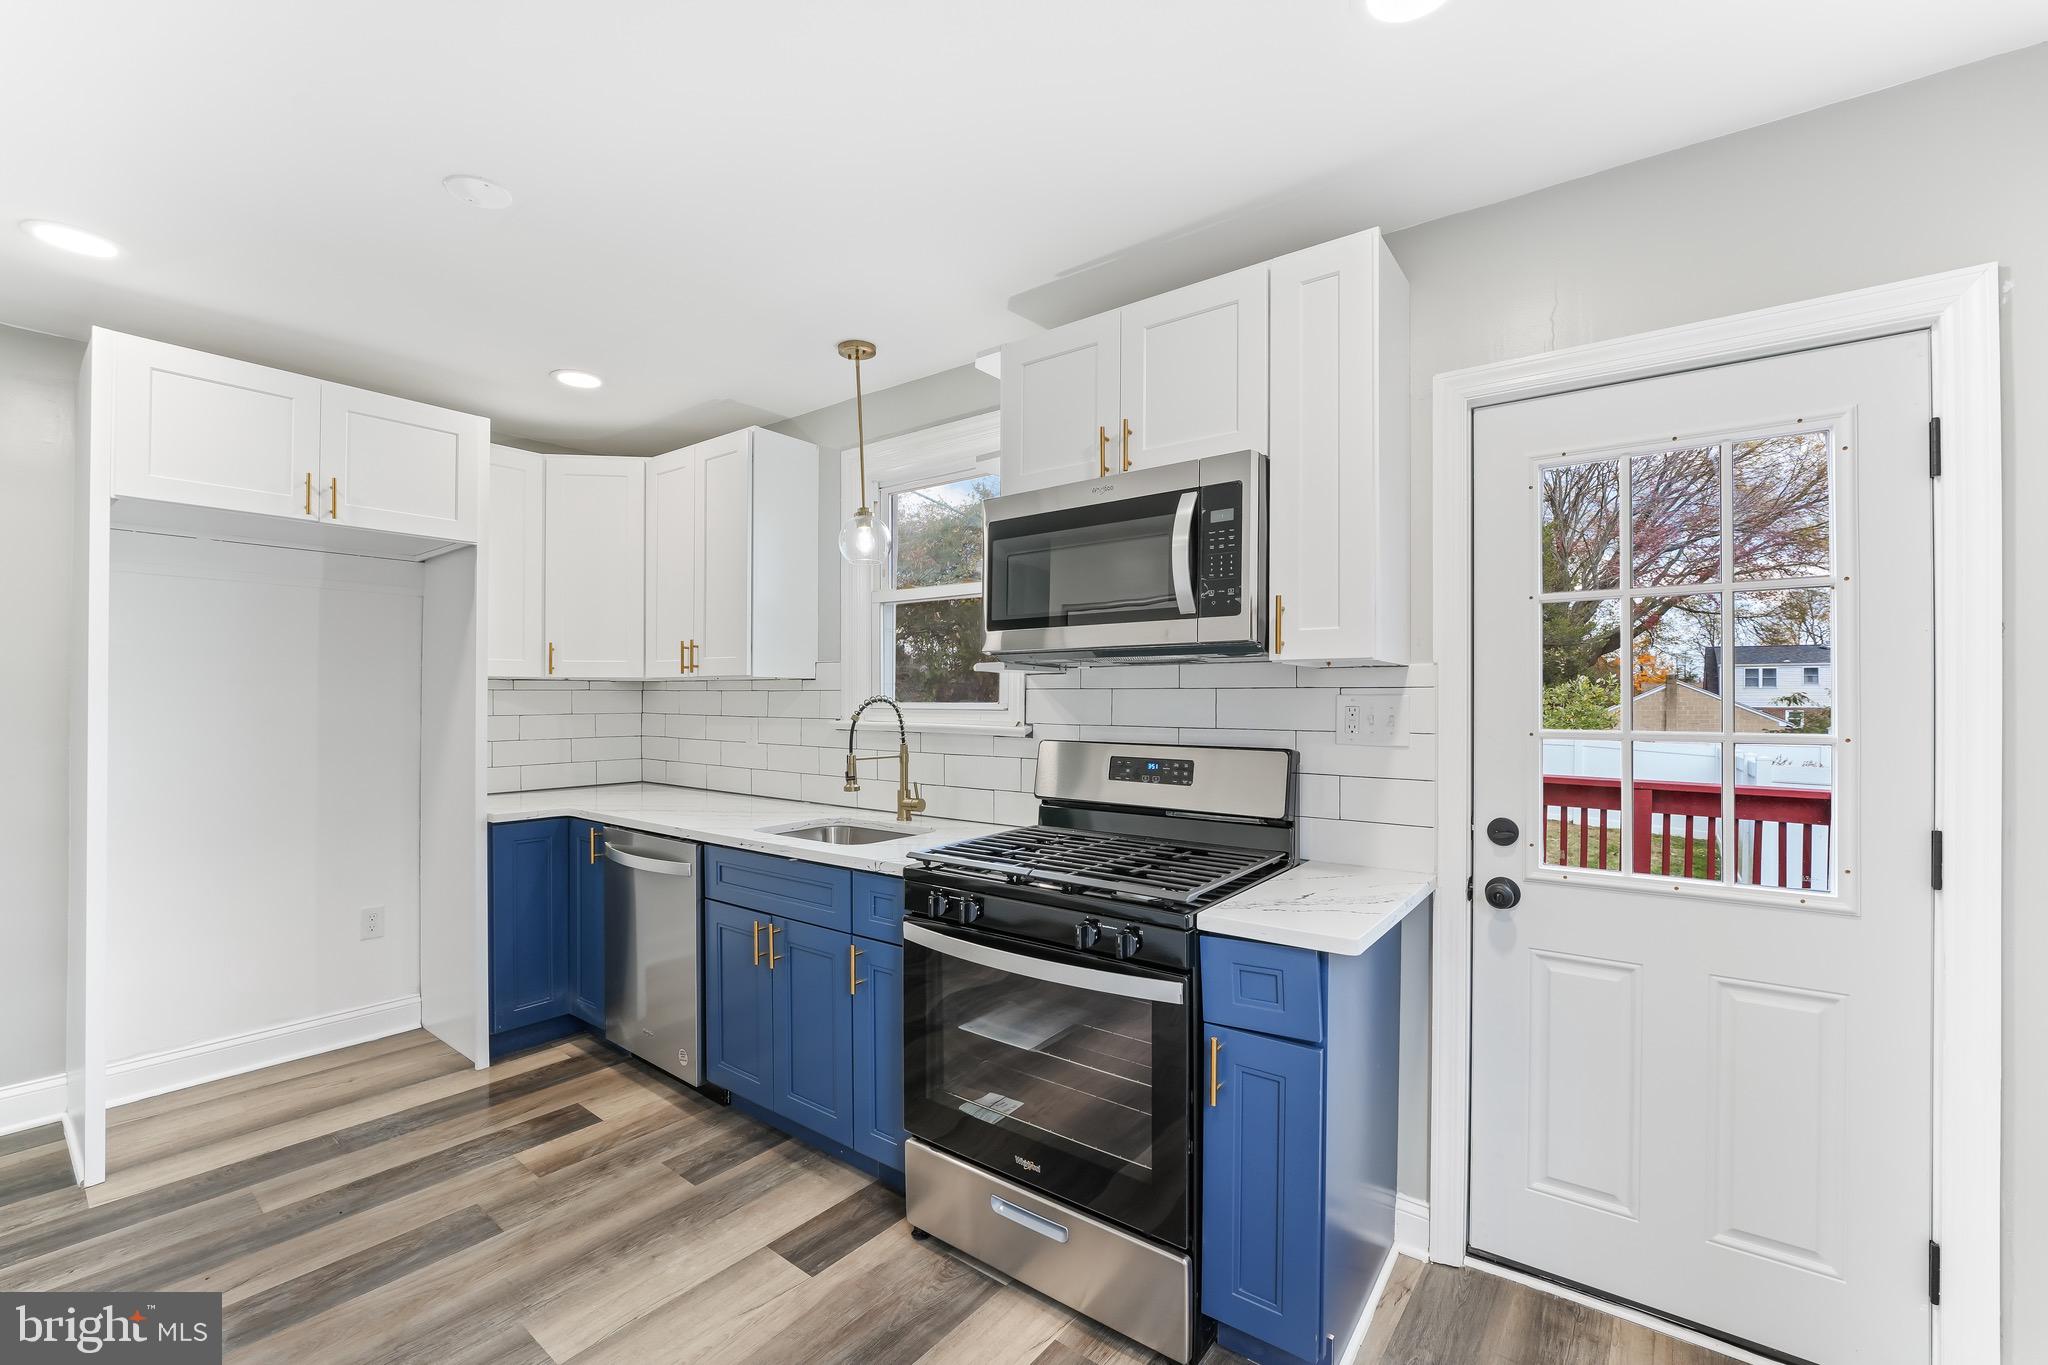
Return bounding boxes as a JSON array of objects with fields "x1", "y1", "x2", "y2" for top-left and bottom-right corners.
[{"x1": 900, "y1": 740, "x2": 1298, "y2": 1364}]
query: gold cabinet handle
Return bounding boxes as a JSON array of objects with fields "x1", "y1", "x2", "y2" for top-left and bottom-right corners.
[
  {"x1": 303, "y1": 472, "x2": 313, "y2": 516},
  {"x1": 1208, "y1": 1035, "x2": 1222, "y2": 1108},
  {"x1": 680, "y1": 639, "x2": 687, "y2": 674},
  {"x1": 588, "y1": 827, "x2": 600, "y2": 864},
  {"x1": 329, "y1": 476, "x2": 338, "y2": 519},
  {"x1": 1097, "y1": 425, "x2": 1109, "y2": 478},
  {"x1": 1273, "y1": 594, "x2": 1285, "y2": 655},
  {"x1": 547, "y1": 641, "x2": 556, "y2": 675},
  {"x1": 689, "y1": 640, "x2": 699, "y2": 673},
  {"x1": 766, "y1": 922, "x2": 781, "y2": 969},
  {"x1": 752, "y1": 919, "x2": 763, "y2": 966},
  {"x1": 849, "y1": 944, "x2": 866, "y2": 996},
  {"x1": 1121, "y1": 417, "x2": 1133, "y2": 472}
]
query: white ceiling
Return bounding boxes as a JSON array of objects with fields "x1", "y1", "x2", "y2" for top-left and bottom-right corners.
[{"x1": 2, "y1": 1, "x2": 2041, "y2": 455}]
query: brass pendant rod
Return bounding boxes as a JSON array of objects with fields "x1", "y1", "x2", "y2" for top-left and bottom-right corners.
[{"x1": 854, "y1": 350, "x2": 869, "y2": 514}]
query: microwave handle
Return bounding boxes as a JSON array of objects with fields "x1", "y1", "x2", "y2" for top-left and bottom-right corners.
[{"x1": 1170, "y1": 491, "x2": 1198, "y2": 616}]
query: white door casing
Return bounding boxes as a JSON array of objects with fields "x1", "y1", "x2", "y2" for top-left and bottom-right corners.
[
  {"x1": 486, "y1": 445, "x2": 546, "y2": 677},
  {"x1": 643, "y1": 442, "x2": 703, "y2": 678},
  {"x1": 1118, "y1": 265, "x2": 1268, "y2": 473},
  {"x1": 999, "y1": 311, "x2": 1121, "y2": 494},
  {"x1": 542, "y1": 455, "x2": 645, "y2": 679},
  {"x1": 1466, "y1": 335, "x2": 1933, "y2": 1364},
  {"x1": 321, "y1": 384, "x2": 485, "y2": 540}
]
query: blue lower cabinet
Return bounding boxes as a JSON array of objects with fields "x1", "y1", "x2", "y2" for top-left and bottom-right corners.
[
  {"x1": 567, "y1": 821, "x2": 606, "y2": 1028},
  {"x1": 704, "y1": 901, "x2": 776, "y2": 1106},
  {"x1": 770, "y1": 916, "x2": 856, "y2": 1146},
  {"x1": 1202, "y1": 1024, "x2": 1328, "y2": 1362},
  {"x1": 850, "y1": 937, "x2": 905, "y2": 1167},
  {"x1": 851, "y1": 873, "x2": 907, "y2": 944},
  {"x1": 489, "y1": 820, "x2": 570, "y2": 1033}
]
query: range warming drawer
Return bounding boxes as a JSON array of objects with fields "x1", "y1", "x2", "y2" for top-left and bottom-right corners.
[{"x1": 905, "y1": 1140, "x2": 1193, "y2": 1363}]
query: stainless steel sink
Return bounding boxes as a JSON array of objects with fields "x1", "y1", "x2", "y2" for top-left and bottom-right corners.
[{"x1": 765, "y1": 820, "x2": 928, "y2": 846}]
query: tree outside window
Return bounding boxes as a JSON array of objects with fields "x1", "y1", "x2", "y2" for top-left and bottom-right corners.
[{"x1": 879, "y1": 473, "x2": 1002, "y2": 706}]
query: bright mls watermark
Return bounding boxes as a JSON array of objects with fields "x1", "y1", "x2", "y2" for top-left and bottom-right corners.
[{"x1": 3, "y1": 1294, "x2": 220, "y2": 1362}]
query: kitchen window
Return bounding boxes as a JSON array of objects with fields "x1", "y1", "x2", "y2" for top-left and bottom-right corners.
[{"x1": 841, "y1": 412, "x2": 1025, "y2": 731}]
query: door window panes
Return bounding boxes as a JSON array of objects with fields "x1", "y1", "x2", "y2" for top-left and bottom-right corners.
[
  {"x1": 1631, "y1": 740, "x2": 1724, "y2": 880},
  {"x1": 1734, "y1": 744, "x2": 1835, "y2": 892},
  {"x1": 1734, "y1": 588, "x2": 1833, "y2": 733},
  {"x1": 1540, "y1": 460, "x2": 1621, "y2": 592},
  {"x1": 1543, "y1": 738, "x2": 1622, "y2": 871},
  {"x1": 1630, "y1": 594, "x2": 1721, "y2": 732},
  {"x1": 1732, "y1": 431, "x2": 1831, "y2": 580},
  {"x1": 1630, "y1": 446, "x2": 1721, "y2": 587},
  {"x1": 1542, "y1": 598, "x2": 1622, "y2": 729}
]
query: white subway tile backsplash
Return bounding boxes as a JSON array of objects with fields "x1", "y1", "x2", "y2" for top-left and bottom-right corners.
[
  {"x1": 1339, "y1": 776, "x2": 1434, "y2": 827},
  {"x1": 523, "y1": 761, "x2": 596, "y2": 789},
  {"x1": 1077, "y1": 663, "x2": 1181, "y2": 689},
  {"x1": 755, "y1": 717, "x2": 802, "y2": 745},
  {"x1": 572, "y1": 736, "x2": 640, "y2": 763},
  {"x1": 1027, "y1": 688, "x2": 1113, "y2": 726},
  {"x1": 749, "y1": 769, "x2": 803, "y2": 800},
  {"x1": 492, "y1": 688, "x2": 574, "y2": 716},
  {"x1": 705, "y1": 715, "x2": 756, "y2": 742},
  {"x1": 1177, "y1": 661, "x2": 1300, "y2": 688},
  {"x1": 572, "y1": 688, "x2": 643, "y2": 714},
  {"x1": 494, "y1": 738, "x2": 571, "y2": 766},
  {"x1": 721, "y1": 690, "x2": 769, "y2": 716},
  {"x1": 943, "y1": 754, "x2": 1022, "y2": 790},
  {"x1": 1112, "y1": 688, "x2": 1215, "y2": 728},
  {"x1": 488, "y1": 716, "x2": 519, "y2": 742},
  {"x1": 595, "y1": 759, "x2": 642, "y2": 783},
  {"x1": 1216, "y1": 688, "x2": 1335, "y2": 731}
]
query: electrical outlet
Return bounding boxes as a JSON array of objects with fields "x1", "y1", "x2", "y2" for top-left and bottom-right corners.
[
  {"x1": 360, "y1": 907, "x2": 385, "y2": 941},
  {"x1": 1337, "y1": 691, "x2": 1409, "y2": 748}
]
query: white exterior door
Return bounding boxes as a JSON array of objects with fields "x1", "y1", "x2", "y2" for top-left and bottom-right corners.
[
  {"x1": 999, "y1": 311, "x2": 1120, "y2": 493},
  {"x1": 643, "y1": 443, "x2": 703, "y2": 678},
  {"x1": 1118, "y1": 265, "x2": 1267, "y2": 473},
  {"x1": 321, "y1": 384, "x2": 484, "y2": 541},
  {"x1": 108, "y1": 331, "x2": 322, "y2": 519},
  {"x1": 693, "y1": 434, "x2": 752, "y2": 677},
  {"x1": 543, "y1": 455, "x2": 645, "y2": 679},
  {"x1": 1468, "y1": 334, "x2": 1935, "y2": 1364},
  {"x1": 486, "y1": 445, "x2": 547, "y2": 677}
]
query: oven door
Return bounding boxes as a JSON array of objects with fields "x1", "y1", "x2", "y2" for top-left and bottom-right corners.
[{"x1": 902, "y1": 921, "x2": 1192, "y2": 1249}]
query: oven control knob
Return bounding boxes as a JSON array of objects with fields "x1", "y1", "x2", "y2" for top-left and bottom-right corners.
[
  {"x1": 1109, "y1": 925, "x2": 1142, "y2": 960},
  {"x1": 1074, "y1": 918, "x2": 1101, "y2": 950},
  {"x1": 961, "y1": 895, "x2": 983, "y2": 925}
]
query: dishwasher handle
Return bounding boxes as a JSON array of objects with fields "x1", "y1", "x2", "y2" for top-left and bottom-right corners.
[{"x1": 603, "y1": 843, "x2": 698, "y2": 876}]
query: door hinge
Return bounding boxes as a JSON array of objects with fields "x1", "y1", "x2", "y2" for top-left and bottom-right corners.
[
  {"x1": 1466, "y1": 875, "x2": 1474, "y2": 902},
  {"x1": 1931, "y1": 829, "x2": 1944, "y2": 891},
  {"x1": 1928, "y1": 1239, "x2": 1942, "y2": 1305},
  {"x1": 1929, "y1": 416, "x2": 1943, "y2": 477}
]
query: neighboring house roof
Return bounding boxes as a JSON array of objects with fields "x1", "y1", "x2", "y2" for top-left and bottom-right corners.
[{"x1": 1701, "y1": 644, "x2": 1831, "y2": 694}]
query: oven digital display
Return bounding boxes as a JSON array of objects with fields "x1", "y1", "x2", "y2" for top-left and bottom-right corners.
[{"x1": 1109, "y1": 755, "x2": 1194, "y2": 786}]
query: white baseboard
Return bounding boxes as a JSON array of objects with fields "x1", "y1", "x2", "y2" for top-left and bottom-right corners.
[
  {"x1": 1395, "y1": 1192, "x2": 1430, "y2": 1258},
  {"x1": 0, "y1": 1072, "x2": 67, "y2": 1138},
  {"x1": 0, "y1": 995, "x2": 422, "y2": 1139}
]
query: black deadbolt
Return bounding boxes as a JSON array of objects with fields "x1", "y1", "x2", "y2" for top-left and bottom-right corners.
[
  {"x1": 1483, "y1": 877, "x2": 1522, "y2": 910},
  {"x1": 1486, "y1": 817, "x2": 1519, "y2": 847}
]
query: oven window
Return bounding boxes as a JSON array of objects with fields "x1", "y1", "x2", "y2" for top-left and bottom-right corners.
[{"x1": 987, "y1": 490, "x2": 1187, "y2": 630}]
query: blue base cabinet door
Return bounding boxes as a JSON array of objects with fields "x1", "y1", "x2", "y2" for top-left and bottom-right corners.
[
  {"x1": 1201, "y1": 1024, "x2": 1327, "y2": 1362},
  {"x1": 704, "y1": 902, "x2": 775, "y2": 1106},
  {"x1": 489, "y1": 821, "x2": 569, "y2": 1034},
  {"x1": 567, "y1": 821, "x2": 606, "y2": 1028},
  {"x1": 850, "y1": 937, "x2": 904, "y2": 1168},
  {"x1": 770, "y1": 917, "x2": 856, "y2": 1146}
]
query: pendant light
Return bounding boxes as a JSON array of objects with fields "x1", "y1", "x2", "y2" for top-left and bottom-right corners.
[{"x1": 836, "y1": 339, "x2": 891, "y2": 565}]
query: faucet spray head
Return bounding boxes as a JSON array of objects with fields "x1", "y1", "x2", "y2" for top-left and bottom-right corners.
[{"x1": 843, "y1": 752, "x2": 860, "y2": 793}]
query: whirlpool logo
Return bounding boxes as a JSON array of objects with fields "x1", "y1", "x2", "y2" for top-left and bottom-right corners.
[
  {"x1": 4, "y1": 1293, "x2": 220, "y2": 1362},
  {"x1": 1013, "y1": 1154, "x2": 1043, "y2": 1174}
]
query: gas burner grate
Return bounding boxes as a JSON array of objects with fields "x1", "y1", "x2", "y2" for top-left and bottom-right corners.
[{"x1": 911, "y1": 825, "x2": 1285, "y2": 907}]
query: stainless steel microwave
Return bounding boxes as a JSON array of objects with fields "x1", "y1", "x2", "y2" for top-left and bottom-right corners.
[{"x1": 982, "y1": 450, "x2": 1265, "y2": 664}]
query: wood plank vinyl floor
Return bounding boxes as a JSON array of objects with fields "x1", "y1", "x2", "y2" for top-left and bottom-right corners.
[{"x1": 0, "y1": 1031, "x2": 1735, "y2": 1364}]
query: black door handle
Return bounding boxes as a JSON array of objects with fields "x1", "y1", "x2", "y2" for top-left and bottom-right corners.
[{"x1": 1484, "y1": 877, "x2": 1522, "y2": 910}]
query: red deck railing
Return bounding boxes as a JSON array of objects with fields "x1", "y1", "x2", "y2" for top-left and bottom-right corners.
[{"x1": 1543, "y1": 775, "x2": 1833, "y2": 889}]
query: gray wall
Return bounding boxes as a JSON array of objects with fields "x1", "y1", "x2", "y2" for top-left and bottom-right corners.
[
  {"x1": 1380, "y1": 42, "x2": 2045, "y2": 1356},
  {"x1": 0, "y1": 324, "x2": 83, "y2": 1089}
]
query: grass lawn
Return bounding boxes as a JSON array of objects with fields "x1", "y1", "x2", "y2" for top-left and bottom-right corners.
[{"x1": 1544, "y1": 818, "x2": 1722, "y2": 879}]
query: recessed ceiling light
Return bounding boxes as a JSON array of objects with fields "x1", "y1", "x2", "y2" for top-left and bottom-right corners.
[
  {"x1": 552, "y1": 369, "x2": 603, "y2": 390},
  {"x1": 442, "y1": 175, "x2": 514, "y2": 210},
  {"x1": 20, "y1": 219, "x2": 120, "y2": 259},
  {"x1": 1363, "y1": 0, "x2": 1450, "y2": 21}
]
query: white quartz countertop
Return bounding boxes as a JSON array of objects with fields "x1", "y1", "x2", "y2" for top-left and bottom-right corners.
[
  {"x1": 486, "y1": 783, "x2": 1001, "y2": 874},
  {"x1": 1198, "y1": 862, "x2": 1433, "y2": 956}
]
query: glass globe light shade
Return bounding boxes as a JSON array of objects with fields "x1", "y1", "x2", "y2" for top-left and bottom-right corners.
[{"x1": 839, "y1": 507, "x2": 890, "y2": 564}]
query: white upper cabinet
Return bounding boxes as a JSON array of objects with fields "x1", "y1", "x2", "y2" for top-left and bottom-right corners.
[
  {"x1": 109, "y1": 331, "x2": 323, "y2": 520},
  {"x1": 322, "y1": 385, "x2": 485, "y2": 539},
  {"x1": 1118, "y1": 266, "x2": 1267, "y2": 472},
  {"x1": 102, "y1": 329, "x2": 486, "y2": 544},
  {"x1": 1267, "y1": 229, "x2": 1410, "y2": 665},
  {"x1": 487, "y1": 445, "x2": 548, "y2": 677},
  {"x1": 642, "y1": 442, "x2": 705, "y2": 679},
  {"x1": 999, "y1": 312, "x2": 1120, "y2": 493},
  {"x1": 640, "y1": 427, "x2": 818, "y2": 681},
  {"x1": 544, "y1": 456, "x2": 645, "y2": 679}
]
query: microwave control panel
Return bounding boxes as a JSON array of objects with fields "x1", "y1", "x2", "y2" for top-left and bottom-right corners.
[{"x1": 1194, "y1": 483, "x2": 1243, "y2": 617}]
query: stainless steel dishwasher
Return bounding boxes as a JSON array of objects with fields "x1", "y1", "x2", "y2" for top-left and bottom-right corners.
[{"x1": 600, "y1": 828, "x2": 702, "y2": 1086}]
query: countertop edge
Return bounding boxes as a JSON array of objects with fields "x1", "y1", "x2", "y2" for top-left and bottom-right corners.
[{"x1": 1197, "y1": 877, "x2": 1434, "y2": 957}]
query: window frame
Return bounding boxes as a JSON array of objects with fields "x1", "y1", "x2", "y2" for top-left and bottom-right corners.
[{"x1": 837, "y1": 412, "x2": 1026, "y2": 734}]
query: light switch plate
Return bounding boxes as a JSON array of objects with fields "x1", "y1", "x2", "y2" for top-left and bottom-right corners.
[{"x1": 1337, "y1": 691, "x2": 1409, "y2": 747}]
